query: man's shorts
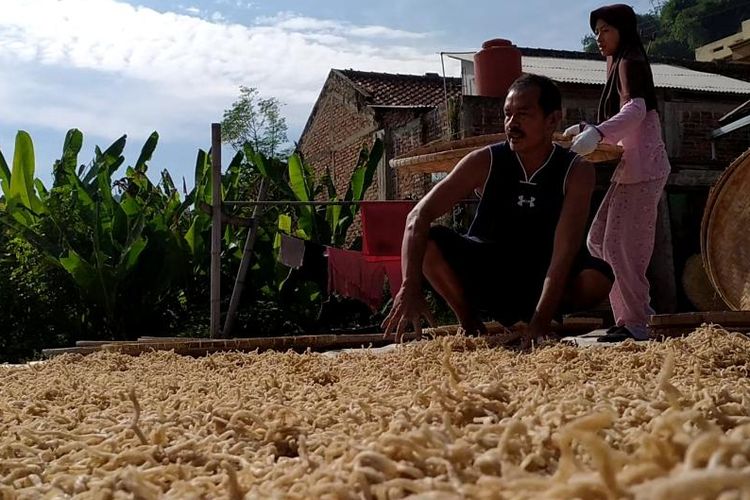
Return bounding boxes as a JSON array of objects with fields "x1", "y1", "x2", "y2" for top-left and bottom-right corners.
[{"x1": 429, "y1": 225, "x2": 614, "y2": 325}]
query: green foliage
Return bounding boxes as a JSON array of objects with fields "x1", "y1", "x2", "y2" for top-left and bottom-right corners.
[
  {"x1": 0, "y1": 229, "x2": 82, "y2": 363},
  {"x1": 0, "y1": 128, "x2": 385, "y2": 360},
  {"x1": 0, "y1": 130, "x2": 201, "y2": 338},
  {"x1": 245, "y1": 138, "x2": 384, "y2": 248},
  {"x1": 221, "y1": 86, "x2": 290, "y2": 158}
]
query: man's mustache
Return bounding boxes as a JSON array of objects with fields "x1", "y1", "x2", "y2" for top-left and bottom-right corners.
[{"x1": 507, "y1": 128, "x2": 525, "y2": 137}]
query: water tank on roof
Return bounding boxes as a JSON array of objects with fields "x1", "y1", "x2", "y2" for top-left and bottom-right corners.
[{"x1": 473, "y1": 39, "x2": 522, "y2": 98}]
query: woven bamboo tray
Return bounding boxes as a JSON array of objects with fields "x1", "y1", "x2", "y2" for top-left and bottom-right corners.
[
  {"x1": 701, "y1": 148, "x2": 750, "y2": 310},
  {"x1": 682, "y1": 254, "x2": 728, "y2": 311},
  {"x1": 699, "y1": 149, "x2": 747, "y2": 262},
  {"x1": 390, "y1": 132, "x2": 623, "y2": 174}
]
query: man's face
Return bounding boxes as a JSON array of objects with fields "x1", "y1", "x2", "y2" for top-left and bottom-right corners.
[{"x1": 503, "y1": 86, "x2": 558, "y2": 153}]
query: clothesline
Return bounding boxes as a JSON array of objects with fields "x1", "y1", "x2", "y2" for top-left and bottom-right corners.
[{"x1": 223, "y1": 199, "x2": 480, "y2": 206}]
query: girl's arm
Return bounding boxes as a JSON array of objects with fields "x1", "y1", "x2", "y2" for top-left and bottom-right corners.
[
  {"x1": 595, "y1": 58, "x2": 651, "y2": 144},
  {"x1": 595, "y1": 97, "x2": 646, "y2": 145}
]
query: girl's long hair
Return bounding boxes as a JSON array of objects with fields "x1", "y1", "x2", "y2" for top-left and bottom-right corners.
[{"x1": 590, "y1": 4, "x2": 658, "y2": 121}]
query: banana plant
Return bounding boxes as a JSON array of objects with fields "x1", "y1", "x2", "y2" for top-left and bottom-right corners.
[
  {"x1": 243, "y1": 138, "x2": 383, "y2": 248},
  {"x1": 0, "y1": 130, "x2": 194, "y2": 338}
]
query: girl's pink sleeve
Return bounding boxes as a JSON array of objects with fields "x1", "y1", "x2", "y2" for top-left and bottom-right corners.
[{"x1": 595, "y1": 97, "x2": 646, "y2": 145}]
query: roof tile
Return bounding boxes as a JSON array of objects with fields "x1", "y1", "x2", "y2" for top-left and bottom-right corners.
[{"x1": 336, "y1": 69, "x2": 462, "y2": 107}]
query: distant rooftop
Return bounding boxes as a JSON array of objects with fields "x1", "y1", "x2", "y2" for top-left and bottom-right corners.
[{"x1": 448, "y1": 50, "x2": 750, "y2": 95}]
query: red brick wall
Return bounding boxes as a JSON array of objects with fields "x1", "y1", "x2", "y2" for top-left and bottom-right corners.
[
  {"x1": 460, "y1": 95, "x2": 505, "y2": 137},
  {"x1": 298, "y1": 71, "x2": 379, "y2": 201},
  {"x1": 389, "y1": 105, "x2": 452, "y2": 200}
]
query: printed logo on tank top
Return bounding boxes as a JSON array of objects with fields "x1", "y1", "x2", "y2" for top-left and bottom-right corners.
[{"x1": 517, "y1": 195, "x2": 536, "y2": 208}]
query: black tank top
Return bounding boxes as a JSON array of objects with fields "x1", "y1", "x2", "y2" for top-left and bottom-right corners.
[{"x1": 468, "y1": 142, "x2": 579, "y2": 269}]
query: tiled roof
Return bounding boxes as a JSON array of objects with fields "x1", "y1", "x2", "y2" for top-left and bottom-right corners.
[{"x1": 335, "y1": 69, "x2": 462, "y2": 107}]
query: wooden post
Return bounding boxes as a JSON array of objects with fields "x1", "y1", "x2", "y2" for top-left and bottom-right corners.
[
  {"x1": 223, "y1": 178, "x2": 269, "y2": 338},
  {"x1": 648, "y1": 192, "x2": 678, "y2": 314},
  {"x1": 210, "y1": 123, "x2": 222, "y2": 339}
]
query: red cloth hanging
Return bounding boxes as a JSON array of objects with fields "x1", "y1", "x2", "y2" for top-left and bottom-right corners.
[
  {"x1": 361, "y1": 201, "x2": 416, "y2": 259},
  {"x1": 326, "y1": 201, "x2": 416, "y2": 310}
]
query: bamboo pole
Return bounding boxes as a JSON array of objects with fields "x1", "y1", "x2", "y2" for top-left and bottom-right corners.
[
  {"x1": 223, "y1": 178, "x2": 269, "y2": 338},
  {"x1": 210, "y1": 123, "x2": 222, "y2": 339}
]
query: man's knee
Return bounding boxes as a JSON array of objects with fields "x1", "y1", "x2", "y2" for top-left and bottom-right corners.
[
  {"x1": 423, "y1": 226, "x2": 454, "y2": 275},
  {"x1": 567, "y1": 268, "x2": 613, "y2": 310}
]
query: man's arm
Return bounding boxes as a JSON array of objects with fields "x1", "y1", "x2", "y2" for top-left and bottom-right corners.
[
  {"x1": 382, "y1": 147, "x2": 491, "y2": 338},
  {"x1": 525, "y1": 156, "x2": 595, "y2": 344}
]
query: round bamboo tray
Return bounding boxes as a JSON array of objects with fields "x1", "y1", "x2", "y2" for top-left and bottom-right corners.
[
  {"x1": 390, "y1": 132, "x2": 623, "y2": 174},
  {"x1": 699, "y1": 149, "x2": 747, "y2": 263},
  {"x1": 701, "y1": 148, "x2": 750, "y2": 310},
  {"x1": 682, "y1": 253, "x2": 728, "y2": 311}
]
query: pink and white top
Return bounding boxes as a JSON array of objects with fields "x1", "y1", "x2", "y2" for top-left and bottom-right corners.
[{"x1": 595, "y1": 97, "x2": 671, "y2": 184}]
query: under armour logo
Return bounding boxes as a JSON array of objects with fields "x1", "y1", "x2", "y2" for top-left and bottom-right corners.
[{"x1": 517, "y1": 195, "x2": 536, "y2": 208}]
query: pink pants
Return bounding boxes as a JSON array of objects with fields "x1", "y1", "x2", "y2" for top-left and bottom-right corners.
[{"x1": 587, "y1": 177, "x2": 668, "y2": 339}]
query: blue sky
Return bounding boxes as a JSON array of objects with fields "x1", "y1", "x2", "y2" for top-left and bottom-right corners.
[{"x1": 0, "y1": 0, "x2": 657, "y2": 187}]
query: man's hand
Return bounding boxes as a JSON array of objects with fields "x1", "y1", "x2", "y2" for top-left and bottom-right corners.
[
  {"x1": 518, "y1": 320, "x2": 552, "y2": 349},
  {"x1": 382, "y1": 284, "x2": 436, "y2": 343}
]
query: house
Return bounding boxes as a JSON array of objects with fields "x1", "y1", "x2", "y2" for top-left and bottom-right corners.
[
  {"x1": 298, "y1": 46, "x2": 750, "y2": 313},
  {"x1": 300, "y1": 47, "x2": 750, "y2": 205},
  {"x1": 696, "y1": 19, "x2": 750, "y2": 63},
  {"x1": 297, "y1": 69, "x2": 461, "y2": 202}
]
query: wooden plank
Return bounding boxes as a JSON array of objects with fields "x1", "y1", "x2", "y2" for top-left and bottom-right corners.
[
  {"x1": 75, "y1": 340, "x2": 128, "y2": 347},
  {"x1": 649, "y1": 192, "x2": 678, "y2": 314},
  {"x1": 667, "y1": 169, "x2": 722, "y2": 188},
  {"x1": 42, "y1": 347, "x2": 102, "y2": 357},
  {"x1": 650, "y1": 311, "x2": 750, "y2": 327},
  {"x1": 104, "y1": 323, "x2": 520, "y2": 356},
  {"x1": 561, "y1": 317, "x2": 604, "y2": 331}
]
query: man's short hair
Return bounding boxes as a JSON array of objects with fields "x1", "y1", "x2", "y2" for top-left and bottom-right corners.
[{"x1": 507, "y1": 74, "x2": 562, "y2": 116}]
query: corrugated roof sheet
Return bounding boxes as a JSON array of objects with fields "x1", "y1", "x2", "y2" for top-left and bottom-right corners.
[
  {"x1": 448, "y1": 53, "x2": 750, "y2": 94},
  {"x1": 336, "y1": 69, "x2": 462, "y2": 107}
]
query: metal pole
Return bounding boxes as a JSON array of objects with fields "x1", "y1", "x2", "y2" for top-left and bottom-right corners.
[
  {"x1": 223, "y1": 199, "x2": 478, "y2": 207},
  {"x1": 210, "y1": 123, "x2": 222, "y2": 339}
]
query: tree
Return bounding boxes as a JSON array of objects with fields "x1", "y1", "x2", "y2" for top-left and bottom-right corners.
[
  {"x1": 581, "y1": 0, "x2": 750, "y2": 59},
  {"x1": 221, "y1": 86, "x2": 290, "y2": 158}
]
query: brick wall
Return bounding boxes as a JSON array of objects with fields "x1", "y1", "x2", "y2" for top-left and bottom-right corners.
[
  {"x1": 298, "y1": 71, "x2": 379, "y2": 200},
  {"x1": 661, "y1": 96, "x2": 750, "y2": 163},
  {"x1": 460, "y1": 95, "x2": 505, "y2": 137}
]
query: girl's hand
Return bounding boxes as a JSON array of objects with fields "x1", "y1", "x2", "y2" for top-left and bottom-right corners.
[
  {"x1": 563, "y1": 123, "x2": 584, "y2": 137},
  {"x1": 570, "y1": 127, "x2": 602, "y2": 155}
]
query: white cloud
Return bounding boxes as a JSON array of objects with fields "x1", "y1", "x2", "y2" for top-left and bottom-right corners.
[
  {"x1": 0, "y1": 0, "x2": 458, "y2": 145},
  {"x1": 256, "y1": 12, "x2": 431, "y2": 40},
  {"x1": 183, "y1": 6, "x2": 201, "y2": 15}
]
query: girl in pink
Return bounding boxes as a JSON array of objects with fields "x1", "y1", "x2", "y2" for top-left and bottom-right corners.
[{"x1": 568, "y1": 4, "x2": 671, "y2": 341}]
